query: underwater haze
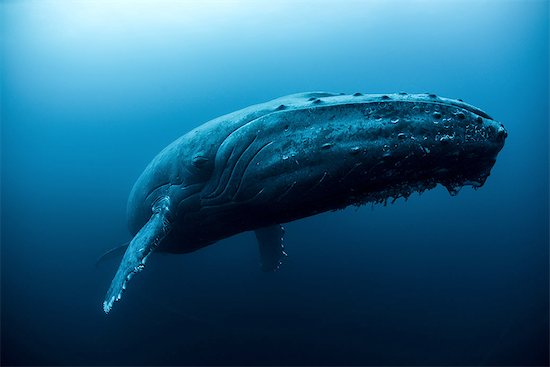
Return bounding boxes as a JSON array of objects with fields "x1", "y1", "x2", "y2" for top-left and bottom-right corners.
[{"x1": 1, "y1": 0, "x2": 548, "y2": 365}]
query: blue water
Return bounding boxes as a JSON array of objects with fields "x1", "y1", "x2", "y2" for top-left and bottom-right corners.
[{"x1": 1, "y1": 1, "x2": 548, "y2": 365}]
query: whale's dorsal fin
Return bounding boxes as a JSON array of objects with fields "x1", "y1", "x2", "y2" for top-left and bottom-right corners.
[
  {"x1": 255, "y1": 224, "x2": 286, "y2": 271},
  {"x1": 103, "y1": 197, "x2": 172, "y2": 313}
]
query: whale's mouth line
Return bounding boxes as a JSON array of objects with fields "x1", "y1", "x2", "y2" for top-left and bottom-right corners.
[
  {"x1": 145, "y1": 182, "x2": 170, "y2": 203},
  {"x1": 350, "y1": 168, "x2": 492, "y2": 209}
]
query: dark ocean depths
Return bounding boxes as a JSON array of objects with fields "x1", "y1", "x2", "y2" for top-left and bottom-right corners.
[{"x1": 1, "y1": 1, "x2": 548, "y2": 365}]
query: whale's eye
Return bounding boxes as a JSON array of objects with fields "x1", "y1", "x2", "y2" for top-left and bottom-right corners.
[{"x1": 192, "y1": 155, "x2": 209, "y2": 168}]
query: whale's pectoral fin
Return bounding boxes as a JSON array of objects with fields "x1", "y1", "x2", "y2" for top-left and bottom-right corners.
[
  {"x1": 103, "y1": 197, "x2": 172, "y2": 314},
  {"x1": 255, "y1": 224, "x2": 286, "y2": 271}
]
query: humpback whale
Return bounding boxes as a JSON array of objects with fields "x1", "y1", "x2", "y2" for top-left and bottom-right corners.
[{"x1": 103, "y1": 92, "x2": 507, "y2": 313}]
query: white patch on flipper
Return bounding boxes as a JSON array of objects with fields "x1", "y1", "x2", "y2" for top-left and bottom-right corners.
[{"x1": 103, "y1": 229, "x2": 166, "y2": 314}]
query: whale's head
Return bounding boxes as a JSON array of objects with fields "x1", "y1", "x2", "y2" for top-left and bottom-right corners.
[
  {"x1": 224, "y1": 93, "x2": 507, "y2": 212},
  {"x1": 371, "y1": 95, "x2": 507, "y2": 196},
  {"x1": 321, "y1": 94, "x2": 508, "y2": 202}
]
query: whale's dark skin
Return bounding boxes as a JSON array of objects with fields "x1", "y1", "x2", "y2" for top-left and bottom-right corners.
[{"x1": 103, "y1": 91, "x2": 507, "y2": 313}]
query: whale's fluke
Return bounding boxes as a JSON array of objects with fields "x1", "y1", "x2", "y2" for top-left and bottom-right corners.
[
  {"x1": 95, "y1": 241, "x2": 130, "y2": 268},
  {"x1": 103, "y1": 197, "x2": 172, "y2": 313}
]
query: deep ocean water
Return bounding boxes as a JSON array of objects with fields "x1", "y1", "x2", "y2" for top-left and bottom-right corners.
[{"x1": 1, "y1": 1, "x2": 548, "y2": 365}]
